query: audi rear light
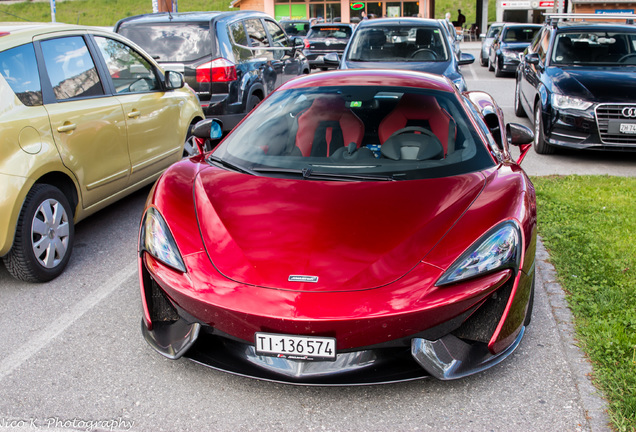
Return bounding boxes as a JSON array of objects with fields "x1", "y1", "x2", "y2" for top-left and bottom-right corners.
[{"x1": 196, "y1": 58, "x2": 237, "y2": 83}]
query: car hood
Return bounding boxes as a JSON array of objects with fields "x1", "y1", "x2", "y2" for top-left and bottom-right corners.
[
  {"x1": 193, "y1": 167, "x2": 485, "y2": 292},
  {"x1": 548, "y1": 67, "x2": 636, "y2": 101}
]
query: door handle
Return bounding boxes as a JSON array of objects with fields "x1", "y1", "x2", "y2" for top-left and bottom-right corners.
[
  {"x1": 127, "y1": 110, "x2": 141, "y2": 118},
  {"x1": 57, "y1": 123, "x2": 77, "y2": 133}
]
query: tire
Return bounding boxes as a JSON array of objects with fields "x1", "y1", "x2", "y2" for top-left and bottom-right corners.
[
  {"x1": 480, "y1": 54, "x2": 487, "y2": 67},
  {"x1": 494, "y1": 57, "x2": 504, "y2": 77},
  {"x1": 246, "y1": 94, "x2": 261, "y2": 113},
  {"x1": 533, "y1": 101, "x2": 556, "y2": 155},
  {"x1": 183, "y1": 124, "x2": 198, "y2": 157},
  {"x1": 514, "y1": 78, "x2": 527, "y2": 117},
  {"x1": 488, "y1": 57, "x2": 494, "y2": 71},
  {"x1": 524, "y1": 275, "x2": 535, "y2": 326},
  {"x1": 3, "y1": 184, "x2": 75, "y2": 282}
]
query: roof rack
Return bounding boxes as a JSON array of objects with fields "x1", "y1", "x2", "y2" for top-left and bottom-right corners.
[{"x1": 544, "y1": 13, "x2": 636, "y2": 26}]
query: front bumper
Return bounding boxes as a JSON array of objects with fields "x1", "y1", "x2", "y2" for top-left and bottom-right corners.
[{"x1": 139, "y1": 252, "x2": 534, "y2": 385}]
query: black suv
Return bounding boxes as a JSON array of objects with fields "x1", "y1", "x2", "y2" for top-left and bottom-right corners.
[
  {"x1": 115, "y1": 11, "x2": 309, "y2": 131},
  {"x1": 515, "y1": 13, "x2": 636, "y2": 153}
]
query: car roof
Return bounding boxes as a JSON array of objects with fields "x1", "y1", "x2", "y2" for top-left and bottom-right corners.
[
  {"x1": 310, "y1": 23, "x2": 353, "y2": 28},
  {"x1": 554, "y1": 21, "x2": 636, "y2": 32},
  {"x1": 0, "y1": 23, "x2": 120, "y2": 50},
  {"x1": 502, "y1": 23, "x2": 542, "y2": 29},
  {"x1": 356, "y1": 17, "x2": 442, "y2": 28},
  {"x1": 115, "y1": 10, "x2": 269, "y2": 27},
  {"x1": 279, "y1": 69, "x2": 455, "y2": 93}
]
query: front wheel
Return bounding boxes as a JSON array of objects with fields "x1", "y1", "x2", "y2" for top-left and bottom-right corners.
[
  {"x1": 246, "y1": 94, "x2": 262, "y2": 113},
  {"x1": 494, "y1": 57, "x2": 504, "y2": 77},
  {"x1": 514, "y1": 78, "x2": 527, "y2": 117},
  {"x1": 3, "y1": 184, "x2": 75, "y2": 282},
  {"x1": 534, "y1": 101, "x2": 556, "y2": 155}
]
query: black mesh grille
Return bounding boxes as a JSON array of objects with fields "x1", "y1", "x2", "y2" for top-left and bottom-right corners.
[{"x1": 595, "y1": 104, "x2": 636, "y2": 145}]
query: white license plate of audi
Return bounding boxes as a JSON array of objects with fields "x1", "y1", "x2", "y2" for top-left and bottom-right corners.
[
  {"x1": 620, "y1": 123, "x2": 636, "y2": 134},
  {"x1": 255, "y1": 332, "x2": 336, "y2": 361}
]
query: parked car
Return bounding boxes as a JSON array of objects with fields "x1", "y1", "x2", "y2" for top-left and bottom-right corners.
[
  {"x1": 0, "y1": 23, "x2": 204, "y2": 282},
  {"x1": 438, "y1": 18, "x2": 462, "y2": 59},
  {"x1": 115, "y1": 11, "x2": 310, "y2": 132},
  {"x1": 331, "y1": 18, "x2": 475, "y2": 91},
  {"x1": 480, "y1": 22, "x2": 504, "y2": 66},
  {"x1": 303, "y1": 23, "x2": 355, "y2": 70},
  {"x1": 137, "y1": 69, "x2": 537, "y2": 384},
  {"x1": 515, "y1": 13, "x2": 636, "y2": 154},
  {"x1": 488, "y1": 23, "x2": 541, "y2": 76},
  {"x1": 279, "y1": 19, "x2": 311, "y2": 37}
]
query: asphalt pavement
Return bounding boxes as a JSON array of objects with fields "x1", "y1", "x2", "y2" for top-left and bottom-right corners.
[{"x1": 1, "y1": 40, "x2": 632, "y2": 432}]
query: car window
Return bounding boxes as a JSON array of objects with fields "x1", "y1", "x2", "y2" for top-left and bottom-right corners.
[
  {"x1": 212, "y1": 86, "x2": 494, "y2": 181},
  {"x1": 535, "y1": 28, "x2": 551, "y2": 63},
  {"x1": 0, "y1": 43, "x2": 42, "y2": 106},
  {"x1": 281, "y1": 21, "x2": 309, "y2": 37},
  {"x1": 346, "y1": 26, "x2": 449, "y2": 62},
  {"x1": 117, "y1": 23, "x2": 212, "y2": 62},
  {"x1": 307, "y1": 26, "x2": 352, "y2": 39},
  {"x1": 244, "y1": 19, "x2": 270, "y2": 48},
  {"x1": 230, "y1": 21, "x2": 248, "y2": 46},
  {"x1": 40, "y1": 36, "x2": 104, "y2": 101},
  {"x1": 503, "y1": 27, "x2": 539, "y2": 43},
  {"x1": 95, "y1": 36, "x2": 160, "y2": 94},
  {"x1": 552, "y1": 31, "x2": 636, "y2": 65},
  {"x1": 487, "y1": 25, "x2": 502, "y2": 38},
  {"x1": 264, "y1": 20, "x2": 290, "y2": 48}
]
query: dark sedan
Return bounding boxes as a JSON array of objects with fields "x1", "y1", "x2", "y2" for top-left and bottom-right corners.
[
  {"x1": 334, "y1": 18, "x2": 474, "y2": 91},
  {"x1": 515, "y1": 14, "x2": 636, "y2": 153},
  {"x1": 489, "y1": 23, "x2": 541, "y2": 77},
  {"x1": 303, "y1": 23, "x2": 354, "y2": 70}
]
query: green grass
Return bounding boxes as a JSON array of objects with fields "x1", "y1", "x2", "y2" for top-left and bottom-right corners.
[
  {"x1": 1, "y1": 0, "x2": 496, "y2": 29},
  {"x1": 533, "y1": 175, "x2": 636, "y2": 431},
  {"x1": 0, "y1": 0, "x2": 231, "y2": 27}
]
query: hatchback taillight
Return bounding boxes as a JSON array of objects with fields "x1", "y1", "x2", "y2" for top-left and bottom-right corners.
[
  {"x1": 304, "y1": 39, "x2": 310, "y2": 49},
  {"x1": 196, "y1": 58, "x2": 237, "y2": 83}
]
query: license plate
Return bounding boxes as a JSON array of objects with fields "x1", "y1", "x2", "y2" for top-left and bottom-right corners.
[
  {"x1": 255, "y1": 332, "x2": 336, "y2": 361},
  {"x1": 619, "y1": 123, "x2": 636, "y2": 134}
]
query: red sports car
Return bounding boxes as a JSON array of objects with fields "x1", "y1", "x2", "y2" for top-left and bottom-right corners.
[{"x1": 138, "y1": 69, "x2": 537, "y2": 384}]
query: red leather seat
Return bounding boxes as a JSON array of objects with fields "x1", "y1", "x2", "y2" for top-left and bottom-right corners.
[
  {"x1": 295, "y1": 96, "x2": 364, "y2": 157},
  {"x1": 378, "y1": 94, "x2": 456, "y2": 156}
]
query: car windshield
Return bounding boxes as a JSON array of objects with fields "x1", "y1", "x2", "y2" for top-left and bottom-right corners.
[
  {"x1": 281, "y1": 21, "x2": 309, "y2": 36},
  {"x1": 551, "y1": 31, "x2": 636, "y2": 66},
  {"x1": 117, "y1": 22, "x2": 212, "y2": 62},
  {"x1": 501, "y1": 26, "x2": 539, "y2": 43},
  {"x1": 307, "y1": 26, "x2": 352, "y2": 39},
  {"x1": 210, "y1": 85, "x2": 494, "y2": 181},
  {"x1": 346, "y1": 26, "x2": 449, "y2": 62}
]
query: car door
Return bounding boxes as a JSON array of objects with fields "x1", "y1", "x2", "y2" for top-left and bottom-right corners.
[
  {"x1": 263, "y1": 19, "x2": 301, "y2": 85},
  {"x1": 93, "y1": 35, "x2": 184, "y2": 185},
  {"x1": 243, "y1": 18, "x2": 279, "y2": 94},
  {"x1": 521, "y1": 28, "x2": 550, "y2": 115},
  {"x1": 36, "y1": 35, "x2": 130, "y2": 209}
]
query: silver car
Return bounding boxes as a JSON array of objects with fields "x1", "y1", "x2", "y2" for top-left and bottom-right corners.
[{"x1": 480, "y1": 22, "x2": 504, "y2": 66}]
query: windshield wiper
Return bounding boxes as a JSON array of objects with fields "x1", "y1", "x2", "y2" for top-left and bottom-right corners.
[
  {"x1": 208, "y1": 155, "x2": 256, "y2": 176},
  {"x1": 253, "y1": 167, "x2": 395, "y2": 181}
]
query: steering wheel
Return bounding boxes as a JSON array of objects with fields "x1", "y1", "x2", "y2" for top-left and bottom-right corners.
[
  {"x1": 618, "y1": 53, "x2": 636, "y2": 64},
  {"x1": 382, "y1": 127, "x2": 444, "y2": 160},
  {"x1": 410, "y1": 49, "x2": 438, "y2": 60},
  {"x1": 388, "y1": 126, "x2": 438, "y2": 141}
]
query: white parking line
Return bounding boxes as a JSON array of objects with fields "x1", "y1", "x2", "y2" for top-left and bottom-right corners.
[{"x1": 0, "y1": 262, "x2": 137, "y2": 382}]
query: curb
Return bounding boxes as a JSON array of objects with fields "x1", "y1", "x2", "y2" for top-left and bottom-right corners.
[{"x1": 536, "y1": 237, "x2": 611, "y2": 431}]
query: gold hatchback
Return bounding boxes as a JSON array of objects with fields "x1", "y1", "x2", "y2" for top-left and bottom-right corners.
[{"x1": 0, "y1": 23, "x2": 204, "y2": 282}]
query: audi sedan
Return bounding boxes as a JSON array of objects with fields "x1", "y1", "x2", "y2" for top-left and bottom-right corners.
[
  {"x1": 515, "y1": 14, "x2": 636, "y2": 153},
  {"x1": 138, "y1": 69, "x2": 537, "y2": 385}
]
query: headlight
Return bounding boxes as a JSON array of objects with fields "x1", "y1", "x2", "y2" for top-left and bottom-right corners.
[
  {"x1": 501, "y1": 50, "x2": 518, "y2": 61},
  {"x1": 140, "y1": 207, "x2": 186, "y2": 272},
  {"x1": 436, "y1": 221, "x2": 522, "y2": 286},
  {"x1": 551, "y1": 94, "x2": 593, "y2": 110}
]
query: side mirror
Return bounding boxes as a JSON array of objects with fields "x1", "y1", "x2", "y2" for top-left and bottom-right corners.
[
  {"x1": 525, "y1": 52, "x2": 540, "y2": 65},
  {"x1": 506, "y1": 123, "x2": 534, "y2": 164},
  {"x1": 293, "y1": 37, "x2": 305, "y2": 48},
  {"x1": 192, "y1": 119, "x2": 224, "y2": 154},
  {"x1": 165, "y1": 70, "x2": 184, "y2": 90},
  {"x1": 323, "y1": 52, "x2": 340, "y2": 66},
  {"x1": 479, "y1": 33, "x2": 486, "y2": 39},
  {"x1": 458, "y1": 52, "x2": 475, "y2": 66}
]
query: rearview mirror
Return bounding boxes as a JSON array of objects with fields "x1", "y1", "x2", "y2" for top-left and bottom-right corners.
[
  {"x1": 324, "y1": 52, "x2": 340, "y2": 66},
  {"x1": 458, "y1": 52, "x2": 475, "y2": 66},
  {"x1": 506, "y1": 123, "x2": 534, "y2": 164},
  {"x1": 165, "y1": 70, "x2": 184, "y2": 90},
  {"x1": 192, "y1": 119, "x2": 224, "y2": 154}
]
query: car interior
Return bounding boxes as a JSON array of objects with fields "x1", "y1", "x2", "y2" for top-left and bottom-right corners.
[
  {"x1": 552, "y1": 32, "x2": 636, "y2": 65},
  {"x1": 348, "y1": 26, "x2": 448, "y2": 62}
]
